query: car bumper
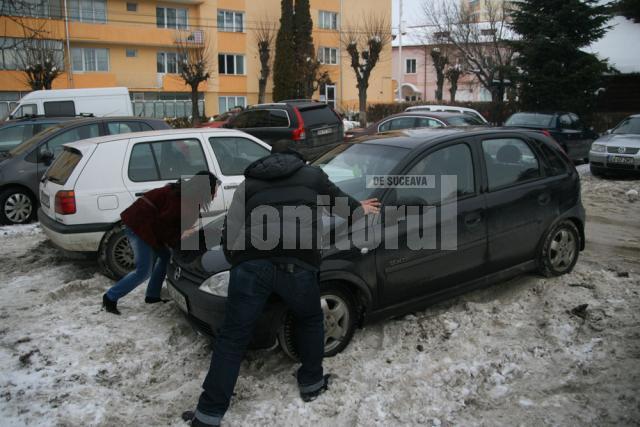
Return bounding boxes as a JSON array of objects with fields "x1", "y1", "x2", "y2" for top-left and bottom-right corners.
[
  {"x1": 589, "y1": 152, "x2": 640, "y2": 172},
  {"x1": 166, "y1": 260, "x2": 284, "y2": 349},
  {"x1": 37, "y1": 208, "x2": 109, "y2": 252}
]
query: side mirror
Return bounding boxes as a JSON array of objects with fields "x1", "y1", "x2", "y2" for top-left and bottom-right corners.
[{"x1": 39, "y1": 149, "x2": 54, "y2": 166}]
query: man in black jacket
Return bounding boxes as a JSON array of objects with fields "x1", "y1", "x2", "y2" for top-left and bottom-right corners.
[{"x1": 184, "y1": 141, "x2": 380, "y2": 427}]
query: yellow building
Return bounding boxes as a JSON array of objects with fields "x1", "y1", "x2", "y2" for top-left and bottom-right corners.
[{"x1": 0, "y1": 0, "x2": 393, "y2": 118}]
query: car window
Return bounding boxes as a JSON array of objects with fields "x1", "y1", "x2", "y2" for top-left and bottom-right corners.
[
  {"x1": 482, "y1": 138, "x2": 541, "y2": 191},
  {"x1": 505, "y1": 113, "x2": 554, "y2": 128},
  {"x1": 299, "y1": 106, "x2": 338, "y2": 127},
  {"x1": 107, "y1": 121, "x2": 142, "y2": 134},
  {"x1": 538, "y1": 141, "x2": 568, "y2": 176},
  {"x1": 209, "y1": 137, "x2": 269, "y2": 176},
  {"x1": 269, "y1": 110, "x2": 289, "y2": 127},
  {"x1": 13, "y1": 104, "x2": 37, "y2": 118},
  {"x1": 43, "y1": 101, "x2": 75, "y2": 117},
  {"x1": 446, "y1": 115, "x2": 485, "y2": 126},
  {"x1": 415, "y1": 117, "x2": 443, "y2": 128},
  {"x1": 396, "y1": 143, "x2": 475, "y2": 205},
  {"x1": 238, "y1": 110, "x2": 271, "y2": 128},
  {"x1": 129, "y1": 138, "x2": 208, "y2": 182},
  {"x1": 612, "y1": 117, "x2": 640, "y2": 134},
  {"x1": 0, "y1": 125, "x2": 34, "y2": 151},
  {"x1": 42, "y1": 124, "x2": 100, "y2": 158},
  {"x1": 45, "y1": 148, "x2": 83, "y2": 185},
  {"x1": 379, "y1": 117, "x2": 415, "y2": 132},
  {"x1": 558, "y1": 114, "x2": 572, "y2": 129}
]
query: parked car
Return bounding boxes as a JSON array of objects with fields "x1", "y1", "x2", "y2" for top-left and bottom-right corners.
[
  {"x1": 0, "y1": 117, "x2": 169, "y2": 225},
  {"x1": 225, "y1": 100, "x2": 343, "y2": 161},
  {"x1": 589, "y1": 114, "x2": 640, "y2": 176},
  {"x1": 405, "y1": 105, "x2": 489, "y2": 124},
  {"x1": 0, "y1": 116, "x2": 81, "y2": 153},
  {"x1": 345, "y1": 111, "x2": 488, "y2": 140},
  {"x1": 199, "y1": 110, "x2": 240, "y2": 129},
  {"x1": 8, "y1": 87, "x2": 133, "y2": 119},
  {"x1": 167, "y1": 127, "x2": 585, "y2": 358},
  {"x1": 38, "y1": 128, "x2": 271, "y2": 279},
  {"x1": 504, "y1": 112, "x2": 598, "y2": 163}
]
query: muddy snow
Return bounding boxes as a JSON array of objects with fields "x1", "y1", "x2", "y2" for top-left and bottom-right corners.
[{"x1": 1, "y1": 167, "x2": 639, "y2": 426}]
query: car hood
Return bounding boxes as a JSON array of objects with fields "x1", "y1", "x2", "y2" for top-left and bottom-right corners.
[{"x1": 594, "y1": 133, "x2": 640, "y2": 147}]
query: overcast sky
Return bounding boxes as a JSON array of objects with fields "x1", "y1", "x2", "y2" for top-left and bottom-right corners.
[{"x1": 392, "y1": 0, "x2": 425, "y2": 28}]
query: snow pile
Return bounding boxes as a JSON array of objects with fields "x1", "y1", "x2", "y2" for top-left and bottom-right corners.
[{"x1": 0, "y1": 173, "x2": 639, "y2": 426}]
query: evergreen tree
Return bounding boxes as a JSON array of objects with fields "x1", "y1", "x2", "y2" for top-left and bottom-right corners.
[
  {"x1": 273, "y1": 0, "x2": 296, "y2": 101},
  {"x1": 616, "y1": 0, "x2": 640, "y2": 22},
  {"x1": 293, "y1": 0, "x2": 316, "y2": 98},
  {"x1": 510, "y1": 0, "x2": 612, "y2": 114}
]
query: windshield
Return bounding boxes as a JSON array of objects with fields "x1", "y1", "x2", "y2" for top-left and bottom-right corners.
[
  {"x1": 314, "y1": 142, "x2": 409, "y2": 200},
  {"x1": 8, "y1": 125, "x2": 62, "y2": 157},
  {"x1": 613, "y1": 117, "x2": 640, "y2": 135},
  {"x1": 505, "y1": 113, "x2": 554, "y2": 128},
  {"x1": 446, "y1": 115, "x2": 486, "y2": 126}
]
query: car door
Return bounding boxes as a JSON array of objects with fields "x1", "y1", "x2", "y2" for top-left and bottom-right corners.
[
  {"x1": 569, "y1": 113, "x2": 593, "y2": 160},
  {"x1": 123, "y1": 136, "x2": 210, "y2": 206},
  {"x1": 207, "y1": 135, "x2": 270, "y2": 210},
  {"x1": 376, "y1": 141, "x2": 487, "y2": 306},
  {"x1": 480, "y1": 134, "x2": 556, "y2": 272},
  {"x1": 32, "y1": 123, "x2": 101, "y2": 194}
]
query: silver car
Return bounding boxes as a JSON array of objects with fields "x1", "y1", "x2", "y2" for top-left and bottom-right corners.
[{"x1": 589, "y1": 114, "x2": 640, "y2": 176}]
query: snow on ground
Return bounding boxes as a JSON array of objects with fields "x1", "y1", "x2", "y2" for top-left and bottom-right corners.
[{"x1": 1, "y1": 170, "x2": 639, "y2": 427}]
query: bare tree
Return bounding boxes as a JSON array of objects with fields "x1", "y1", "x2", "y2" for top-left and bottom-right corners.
[
  {"x1": 445, "y1": 63, "x2": 463, "y2": 102},
  {"x1": 176, "y1": 30, "x2": 211, "y2": 126},
  {"x1": 341, "y1": 14, "x2": 392, "y2": 127},
  {"x1": 430, "y1": 47, "x2": 448, "y2": 101},
  {"x1": 422, "y1": 0, "x2": 516, "y2": 119},
  {"x1": 18, "y1": 36, "x2": 65, "y2": 90},
  {"x1": 253, "y1": 19, "x2": 277, "y2": 103}
]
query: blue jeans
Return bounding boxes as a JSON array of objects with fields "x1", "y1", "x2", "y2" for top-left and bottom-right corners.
[
  {"x1": 195, "y1": 259, "x2": 324, "y2": 424},
  {"x1": 106, "y1": 228, "x2": 170, "y2": 302}
]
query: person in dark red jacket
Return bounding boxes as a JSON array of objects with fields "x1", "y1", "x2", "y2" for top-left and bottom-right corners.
[{"x1": 102, "y1": 171, "x2": 219, "y2": 315}]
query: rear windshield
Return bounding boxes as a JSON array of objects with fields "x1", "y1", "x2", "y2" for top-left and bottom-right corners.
[
  {"x1": 446, "y1": 115, "x2": 486, "y2": 126},
  {"x1": 300, "y1": 106, "x2": 340, "y2": 127},
  {"x1": 505, "y1": 113, "x2": 554, "y2": 128},
  {"x1": 45, "y1": 148, "x2": 82, "y2": 185}
]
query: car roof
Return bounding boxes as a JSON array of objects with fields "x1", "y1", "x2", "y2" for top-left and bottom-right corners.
[
  {"x1": 249, "y1": 101, "x2": 327, "y2": 110},
  {"x1": 0, "y1": 116, "x2": 80, "y2": 126},
  {"x1": 354, "y1": 127, "x2": 536, "y2": 149},
  {"x1": 66, "y1": 128, "x2": 251, "y2": 148},
  {"x1": 406, "y1": 105, "x2": 478, "y2": 111},
  {"x1": 383, "y1": 111, "x2": 474, "y2": 120}
]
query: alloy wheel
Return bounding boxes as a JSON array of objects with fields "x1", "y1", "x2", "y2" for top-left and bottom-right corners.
[
  {"x1": 321, "y1": 294, "x2": 350, "y2": 353},
  {"x1": 4, "y1": 193, "x2": 33, "y2": 224},
  {"x1": 549, "y1": 229, "x2": 577, "y2": 271},
  {"x1": 113, "y1": 235, "x2": 134, "y2": 272}
]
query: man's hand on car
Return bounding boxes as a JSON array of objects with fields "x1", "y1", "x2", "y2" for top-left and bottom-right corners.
[{"x1": 360, "y1": 198, "x2": 381, "y2": 215}]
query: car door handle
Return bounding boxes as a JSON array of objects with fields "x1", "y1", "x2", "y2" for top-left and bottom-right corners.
[
  {"x1": 464, "y1": 213, "x2": 482, "y2": 227},
  {"x1": 223, "y1": 184, "x2": 238, "y2": 190},
  {"x1": 537, "y1": 193, "x2": 551, "y2": 206}
]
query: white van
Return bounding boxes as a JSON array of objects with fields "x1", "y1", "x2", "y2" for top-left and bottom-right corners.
[
  {"x1": 9, "y1": 87, "x2": 133, "y2": 119},
  {"x1": 38, "y1": 128, "x2": 271, "y2": 279}
]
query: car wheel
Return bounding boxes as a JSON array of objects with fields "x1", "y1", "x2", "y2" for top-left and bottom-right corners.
[
  {"x1": 98, "y1": 224, "x2": 134, "y2": 280},
  {"x1": 538, "y1": 220, "x2": 580, "y2": 277},
  {"x1": 0, "y1": 188, "x2": 36, "y2": 225},
  {"x1": 590, "y1": 164, "x2": 604, "y2": 177},
  {"x1": 278, "y1": 285, "x2": 357, "y2": 360}
]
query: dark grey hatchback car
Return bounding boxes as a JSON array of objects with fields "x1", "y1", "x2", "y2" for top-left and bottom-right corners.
[
  {"x1": 0, "y1": 117, "x2": 169, "y2": 224},
  {"x1": 167, "y1": 128, "x2": 585, "y2": 358}
]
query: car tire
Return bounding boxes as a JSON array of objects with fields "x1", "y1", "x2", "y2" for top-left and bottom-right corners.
[
  {"x1": 278, "y1": 284, "x2": 357, "y2": 360},
  {"x1": 590, "y1": 165, "x2": 605, "y2": 177},
  {"x1": 0, "y1": 188, "x2": 36, "y2": 225},
  {"x1": 537, "y1": 220, "x2": 580, "y2": 277},
  {"x1": 98, "y1": 224, "x2": 134, "y2": 280}
]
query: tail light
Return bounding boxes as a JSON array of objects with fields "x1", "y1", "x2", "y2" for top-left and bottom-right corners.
[
  {"x1": 292, "y1": 107, "x2": 306, "y2": 141},
  {"x1": 55, "y1": 190, "x2": 76, "y2": 215}
]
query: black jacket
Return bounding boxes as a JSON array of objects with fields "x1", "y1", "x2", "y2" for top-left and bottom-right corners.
[{"x1": 222, "y1": 150, "x2": 361, "y2": 268}]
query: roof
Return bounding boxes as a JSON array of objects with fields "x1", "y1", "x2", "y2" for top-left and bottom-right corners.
[
  {"x1": 67, "y1": 128, "x2": 246, "y2": 149},
  {"x1": 355, "y1": 127, "x2": 517, "y2": 149},
  {"x1": 20, "y1": 87, "x2": 129, "y2": 100}
]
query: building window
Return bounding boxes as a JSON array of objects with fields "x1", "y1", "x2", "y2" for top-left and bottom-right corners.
[
  {"x1": 126, "y1": 2, "x2": 137, "y2": 12},
  {"x1": 318, "y1": 47, "x2": 338, "y2": 65},
  {"x1": 1, "y1": 37, "x2": 64, "y2": 71},
  {"x1": 217, "y1": 10, "x2": 244, "y2": 32},
  {"x1": 318, "y1": 11, "x2": 338, "y2": 30},
  {"x1": 157, "y1": 51, "x2": 186, "y2": 74},
  {"x1": 4, "y1": 0, "x2": 62, "y2": 18},
  {"x1": 218, "y1": 54, "x2": 245, "y2": 75},
  {"x1": 126, "y1": 48, "x2": 137, "y2": 58},
  {"x1": 405, "y1": 58, "x2": 417, "y2": 74},
  {"x1": 68, "y1": 0, "x2": 107, "y2": 23},
  {"x1": 71, "y1": 48, "x2": 109, "y2": 72},
  {"x1": 156, "y1": 7, "x2": 188, "y2": 30},
  {"x1": 433, "y1": 31, "x2": 450, "y2": 40},
  {"x1": 481, "y1": 28, "x2": 496, "y2": 36},
  {"x1": 218, "y1": 96, "x2": 246, "y2": 113}
]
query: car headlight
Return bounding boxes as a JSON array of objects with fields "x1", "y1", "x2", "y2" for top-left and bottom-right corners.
[
  {"x1": 591, "y1": 143, "x2": 606, "y2": 153},
  {"x1": 199, "y1": 271, "x2": 230, "y2": 297}
]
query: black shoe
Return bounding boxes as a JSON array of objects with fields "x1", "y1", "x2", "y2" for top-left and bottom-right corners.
[
  {"x1": 102, "y1": 294, "x2": 121, "y2": 315},
  {"x1": 300, "y1": 374, "x2": 330, "y2": 402},
  {"x1": 145, "y1": 296, "x2": 170, "y2": 304},
  {"x1": 181, "y1": 410, "x2": 220, "y2": 426}
]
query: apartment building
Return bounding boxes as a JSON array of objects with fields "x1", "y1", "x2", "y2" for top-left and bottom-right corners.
[{"x1": 0, "y1": 0, "x2": 393, "y2": 118}]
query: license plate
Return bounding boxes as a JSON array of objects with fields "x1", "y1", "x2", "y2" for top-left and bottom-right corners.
[
  {"x1": 168, "y1": 283, "x2": 188, "y2": 313},
  {"x1": 316, "y1": 127, "x2": 334, "y2": 136},
  {"x1": 608, "y1": 155, "x2": 634, "y2": 164},
  {"x1": 40, "y1": 190, "x2": 50, "y2": 208}
]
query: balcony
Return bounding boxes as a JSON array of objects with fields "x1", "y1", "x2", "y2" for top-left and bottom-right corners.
[{"x1": 69, "y1": 22, "x2": 205, "y2": 48}]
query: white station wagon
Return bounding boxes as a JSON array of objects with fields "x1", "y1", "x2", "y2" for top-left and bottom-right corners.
[{"x1": 38, "y1": 128, "x2": 270, "y2": 279}]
